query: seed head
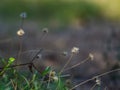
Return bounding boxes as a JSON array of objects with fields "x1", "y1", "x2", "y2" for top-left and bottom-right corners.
[
  {"x1": 95, "y1": 77, "x2": 101, "y2": 85},
  {"x1": 71, "y1": 47, "x2": 79, "y2": 54},
  {"x1": 65, "y1": 79, "x2": 72, "y2": 88},
  {"x1": 89, "y1": 53, "x2": 94, "y2": 61},
  {"x1": 17, "y1": 28, "x2": 25, "y2": 36},
  {"x1": 49, "y1": 71, "x2": 58, "y2": 82},
  {"x1": 36, "y1": 54, "x2": 42, "y2": 59},
  {"x1": 20, "y1": 12, "x2": 27, "y2": 19},
  {"x1": 52, "y1": 76, "x2": 58, "y2": 82},
  {"x1": 49, "y1": 71, "x2": 56, "y2": 77},
  {"x1": 66, "y1": 79, "x2": 71, "y2": 85},
  {"x1": 62, "y1": 51, "x2": 68, "y2": 56},
  {"x1": 42, "y1": 28, "x2": 48, "y2": 33}
]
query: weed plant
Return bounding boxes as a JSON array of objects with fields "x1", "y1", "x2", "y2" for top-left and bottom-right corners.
[{"x1": 0, "y1": 13, "x2": 120, "y2": 90}]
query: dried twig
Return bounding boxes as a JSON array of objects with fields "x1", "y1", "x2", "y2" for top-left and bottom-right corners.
[{"x1": 70, "y1": 68, "x2": 120, "y2": 90}]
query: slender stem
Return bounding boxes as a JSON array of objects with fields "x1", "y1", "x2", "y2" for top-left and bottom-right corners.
[
  {"x1": 10, "y1": 79, "x2": 17, "y2": 90},
  {"x1": 31, "y1": 49, "x2": 43, "y2": 62},
  {"x1": 60, "y1": 74, "x2": 70, "y2": 78},
  {"x1": 104, "y1": 86, "x2": 108, "y2": 90},
  {"x1": 17, "y1": 37, "x2": 23, "y2": 64},
  {"x1": 47, "y1": 71, "x2": 51, "y2": 89},
  {"x1": 55, "y1": 76, "x2": 60, "y2": 90},
  {"x1": 97, "y1": 86, "x2": 101, "y2": 90},
  {"x1": 20, "y1": 18, "x2": 24, "y2": 29},
  {"x1": 70, "y1": 68, "x2": 120, "y2": 90},
  {"x1": 64, "y1": 56, "x2": 90, "y2": 72},
  {"x1": 40, "y1": 33, "x2": 48, "y2": 42},
  {"x1": 90, "y1": 83, "x2": 97, "y2": 90},
  {"x1": 55, "y1": 54, "x2": 74, "y2": 90},
  {"x1": 0, "y1": 63, "x2": 31, "y2": 70},
  {"x1": 60, "y1": 53, "x2": 74, "y2": 74}
]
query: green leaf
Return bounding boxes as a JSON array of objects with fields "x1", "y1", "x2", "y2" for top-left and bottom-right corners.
[
  {"x1": 41, "y1": 66, "x2": 51, "y2": 76},
  {"x1": 8, "y1": 57, "x2": 15, "y2": 64}
]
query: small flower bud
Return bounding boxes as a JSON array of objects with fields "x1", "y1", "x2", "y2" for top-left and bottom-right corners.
[
  {"x1": 62, "y1": 51, "x2": 68, "y2": 56},
  {"x1": 65, "y1": 79, "x2": 72, "y2": 88},
  {"x1": 42, "y1": 28, "x2": 48, "y2": 33},
  {"x1": 89, "y1": 53, "x2": 94, "y2": 61},
  {"x1": 49, "y1": 71, "x2": 56, "y2": 77},
  {"x1": 66, "y1": 79, "x2": 71, "y2": 85},
  {"x1": 71, "y1": 47, "x2": 79, "y2": 54},
  {"x1": 17, "y1": 28, "x2": 25, "y2": 36},
  {"x1": 20, "y1": 12, "x2": 27, "y2": 19},
  {"x1": 36, "y1": 54, "x2": 42, "y2": 59},
  {"x1": 95, "y1": 77, "x2": 101, "y2": 85},
  {"x1": 52, "y1": 76, "x2": 58, "y2": 82}
]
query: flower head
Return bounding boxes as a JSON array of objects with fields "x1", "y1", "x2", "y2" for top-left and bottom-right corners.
[
  {"x1": 95, "y1": 77, "x2": 101, "y2": 85},
  {"x1": 49, "y1": 71, "x2": 56, "y2": 77},
  {"x1": 71, "y1": 47, "x2": 79, "y2": 54},
  {"x1": 17, "y1": 28, "x2": 25, "y2": 37},
  {"x1": 65, "y1": 79, "x2": 72, "y2": 85},
  {"x1": 62, "y1": 51, "x2": 68, "y2": 56},
  {"x1": 89, "y1": 53, "x2": 94, "y2": 61},
  {"x1": 52, "y1": 76, "x2": 58, "y2": 82},
  {"x1": 42, "y1": 28, "x2": 48, "y2": 33},
  {"x1": 65, "y1": 79, "x2": 72, "y2": 88},
  {"x1": 49, "y1": 70, "x2": 58, "y2": 82},
  {"x1": 20, "y1": 12, "x2": 27, "y2": 19}
]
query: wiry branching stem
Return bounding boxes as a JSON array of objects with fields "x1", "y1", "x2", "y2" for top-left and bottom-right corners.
[
  {"x1": 17, "y1": 37, "x2": 23, "y2": 65},
  {"x1": 10, "y1": 79, "x2": 17, "y2": 90},
  {"x1": 60, "y1": 53, "x2": 74, "y2": 74},
  {"x1": 0, "y1": 63, "x2": 31, "y2": 70},
  {"x1": 0, "y1": 49, "x2": 43, "y2": 74},
  {"x1": 64, "y1": 56, "x2": 90, "y2": 72},
  {"x1": 40, "y1": 28, "x2": 48, "y2": 41},
  {"x1": 70, "y1": 68, "x2": 120, "y2": 90},
  {"x1": 90, "y1": 83, "x2": 97, "y2": 90}
]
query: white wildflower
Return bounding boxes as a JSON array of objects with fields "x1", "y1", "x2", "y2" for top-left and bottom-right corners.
[
  {"x1": 49, "y1": 71, "x2": 56, "y2": 77},
  {"x1": 52, "y1": 76, "x2": 58, "y2": 82},
  {"x1": 89, "y1": 53, "x2": 94, "y2": 61},
  {"x1": 71, "y1": 47, "x2": 79, "y2": 54},
  {"x1": 17, "y1": 28, "x2": 25, "y2": 36}
]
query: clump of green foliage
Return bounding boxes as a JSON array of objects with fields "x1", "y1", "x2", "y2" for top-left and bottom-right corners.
[{"x1": 0, "y1": 57, "x2": 70, "y2": 90}]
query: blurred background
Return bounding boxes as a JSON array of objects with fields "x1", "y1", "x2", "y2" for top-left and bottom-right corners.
[{"x1": 0, "y1": 0, "x2": 120, "y2": 89}]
